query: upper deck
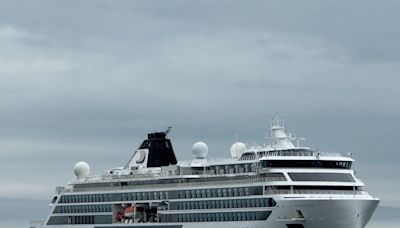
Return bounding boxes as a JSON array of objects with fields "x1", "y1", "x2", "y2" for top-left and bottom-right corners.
[{"x1": 59, "y1": 120, "x2": 357, "y2": 194}]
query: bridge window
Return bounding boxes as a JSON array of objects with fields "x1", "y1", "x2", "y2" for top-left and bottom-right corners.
[
  {"x1": 288, "y1": 173, "x2": 355, "y2": 182},
  {"x1": 262, "y1": 160, "x2": 352, "y2": 169}
]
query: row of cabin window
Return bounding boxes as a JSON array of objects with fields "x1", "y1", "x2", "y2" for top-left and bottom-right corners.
[
  {"x1": 47, "y1": 215, "x2": 112, "y2": 225},
  {"x1": 260, "y1": 160, "x2": 352, "y2": 169},
  {"x1": 69, "y1": 215, "x2": 94, "y2": 224},
  {"x1": 177, "y1": 187, "x2": 251, "y2": 199},
  {"x1": 169, "y1": 198, "x2": 276, "y2": 210},
  {"x1": 60, "y1": 187, "x2": 262, "y2": 204},
  {"x1": 53, "y1": 204, "x2": 112, "y2": 214},
  {"x1": 192, "y1": 164, "x2": 256, "y2": 175},
  {"x1": 60, "y1": 191, "x2": 169, "y2": 203},
  {"x1": 160, "y1": 211, "x2": 271, "y2": 222}
]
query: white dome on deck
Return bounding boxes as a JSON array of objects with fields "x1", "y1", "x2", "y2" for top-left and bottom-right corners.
[
  {"x1": 230, "y1": 142, "x2": 246, "y2": 159},
  {"x1": 192, "y1": 142, "x2": 208, "y2": 159},
  {"x1": 74, "y1": 161, "x2": 90, "y2": 177}
]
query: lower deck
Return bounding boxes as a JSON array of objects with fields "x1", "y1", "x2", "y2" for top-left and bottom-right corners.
[{"x1": 31, "y1": 197, "x2": 379, "y2": 228}]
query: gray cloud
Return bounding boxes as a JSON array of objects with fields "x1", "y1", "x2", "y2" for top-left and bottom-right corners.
[{"x1": 0, "y1": 1, "x2": 399, "y2": 227}]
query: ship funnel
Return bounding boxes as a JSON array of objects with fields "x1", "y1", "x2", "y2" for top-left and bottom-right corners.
[{"x1": 127, "y1": 129, "x2": 178, "y2": 168}]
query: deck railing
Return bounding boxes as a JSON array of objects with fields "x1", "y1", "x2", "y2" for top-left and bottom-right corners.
[
  {"x1": 240, "y1": 151, "x2": 346, "y2": 160},
  {"x1": 264, "y1": 189, "x2": 366, "y2": 195},
  {"x1": 69, "y1": 176, "x2": 287, "y2": 192}
]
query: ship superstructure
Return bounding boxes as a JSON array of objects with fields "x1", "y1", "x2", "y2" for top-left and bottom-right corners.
[{"x1": 30, "y1": 120, "x2": 379, "y2": 228}]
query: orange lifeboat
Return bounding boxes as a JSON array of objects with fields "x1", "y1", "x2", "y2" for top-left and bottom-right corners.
[{"x1": 124, "y1": 206, "x2": 135, "y2": 218}]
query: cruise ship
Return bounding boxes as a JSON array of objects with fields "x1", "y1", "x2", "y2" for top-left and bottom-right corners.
[{"x1": 30, "y1": 120, "x2": 379, "y2": 228}]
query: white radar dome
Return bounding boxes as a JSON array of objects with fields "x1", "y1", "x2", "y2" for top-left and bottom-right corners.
[
  {"x1": 74, "y1": 161, "x2": 90, "y2": 177},
  {"x1": 192, "y1": 142, "x2": 208, "y2": 158},
  {"x1": 230, "y1": 142, "x2": 246, "y2": 159}
]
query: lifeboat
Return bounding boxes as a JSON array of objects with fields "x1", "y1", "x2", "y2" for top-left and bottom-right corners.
[{"x1": 124, "y1": 206, "x2": 136, "y2": 218}]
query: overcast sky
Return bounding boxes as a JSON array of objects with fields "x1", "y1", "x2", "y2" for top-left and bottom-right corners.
[{"x1": 0, "y1": 1, "x2": 399, "y2": 227}]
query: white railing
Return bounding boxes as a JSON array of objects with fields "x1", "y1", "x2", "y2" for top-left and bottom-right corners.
[
  {"x1": 75, "y1": 172, "x2": 160, "y2": 184},
  {"x1": 293, "y1": 189, "x2": 365, "y2": 195},
  {"x1": 70, "y1": 176, "x2": 287, "y2": 192},
  {"x1": 176, "y1": 177, "x2": 286, "y2": 188},
  {"x1": 265, "y1": 189, "x2": 365, "y2": 195},
  {"x1": 240, "y1": 150, "x2": 346, "y2": 161},
  {"x1": 262, "y1": 151, "x2": 343, "y2": 157}
]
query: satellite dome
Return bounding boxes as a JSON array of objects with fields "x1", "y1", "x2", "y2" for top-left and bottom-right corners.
[
  {"x1": 74, "y1": 161, "x2": 90, "y2": 177},
  {"x1": 192, "y1": 142, "x2": 208, "y2": 158},
  {"x1": 230, "y1": 142, "x2": 246, "y2": 159}
]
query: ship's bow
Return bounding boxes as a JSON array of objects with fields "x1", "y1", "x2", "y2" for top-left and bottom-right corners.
[{"x1": 273, "y1": 196, "x2": 379, "y2": 228}]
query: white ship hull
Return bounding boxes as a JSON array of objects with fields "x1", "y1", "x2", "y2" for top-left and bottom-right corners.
[
  {"x1": 33, "y1": 196, "x2": 379, "y2": 228},
  {"x1": 272, "y1": 197, "x2": 379, "y2": 228}
]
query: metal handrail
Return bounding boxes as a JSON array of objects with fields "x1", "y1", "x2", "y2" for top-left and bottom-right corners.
[
  {"x1": 241, "y1": 151, "x2": 345, "y2": 160},
  {"x1": 264, "y1": 189, "x2": 366, "y2": 195},
  {"x1": 69, "y1": 176, "x2": 287, "y2": 192}
]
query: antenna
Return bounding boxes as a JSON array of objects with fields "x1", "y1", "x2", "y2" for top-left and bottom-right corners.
[
  {"x1": 267, "y1": 115, "x2": 273, "y2": 138},
  {"x1": 165, "y1": 126, "x2": 172, "y2": 136}
]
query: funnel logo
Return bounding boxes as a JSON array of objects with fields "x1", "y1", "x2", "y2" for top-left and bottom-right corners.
[{"x1": 136, "y1": 150, "x2": 147, "y2": 164}]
